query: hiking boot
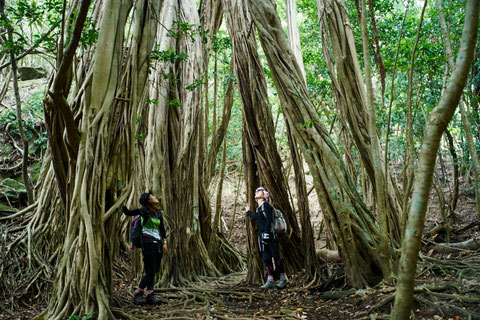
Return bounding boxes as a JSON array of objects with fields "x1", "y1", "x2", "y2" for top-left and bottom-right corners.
[
  {"x1": 276, "y1": 278, "x2": 287, "y2": 289},
  {"x1": 132, "y1": 291, "x2": 146, "y2": 305},
  {"x1": 145, "y1": 292, "x2": 160, "y2": 305},
  {"x1": 260, "y1": 280, "x2": 276, "y2": 290}
]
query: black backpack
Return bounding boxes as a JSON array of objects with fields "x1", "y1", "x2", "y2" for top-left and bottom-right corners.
[{"x1": 130, "y1": 215, "x2": 148, "y2": 248}]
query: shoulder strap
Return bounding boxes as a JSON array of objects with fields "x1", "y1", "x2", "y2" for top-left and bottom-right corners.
[
  {"x1": 260, "y1": 203, "x2": 267, "y2": 218},
  {"x1": 140, "y1": 215, "x2": 149, "y2": 226}
]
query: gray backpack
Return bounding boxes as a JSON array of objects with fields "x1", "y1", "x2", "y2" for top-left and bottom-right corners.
[{"x1": 272, "y1": 208, "x2": 287, "y2": 235}]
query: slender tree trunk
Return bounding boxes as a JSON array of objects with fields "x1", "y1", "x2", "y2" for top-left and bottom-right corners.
[
  {"x1": 367, "y1": 0, "x2": 385, "y2": 100},
  {"x1": 284, "y1": 1, "x2": 320, "y2": 279},
  {"x1": 286, "y1": 122, "x2": 321, "y2": 281},
  {"x1": 242, "y1": 127, "x2": 263, "y2": 283},
  {"x1": 228, "y1": 163, "x2": 244, "y2": 239},
  {"x1": 248, "y1": 0, "x2": 383, "y2": 288},
  {"x1": 285, "y1": 0, "x2": 306, "y2": 83},
  {"x1": 204, "y1": 79, "x2": 234, "y2": 185},
  {"x1": 402, "y1": 0, "x2": 427, "y2": 237},
  {"x1": 198, "y1": 0, "x2": 222, "y2": 247},
  {"x1": 209, "y1": 138, "x2": 227, "y2": 261},
  {"x1": 4, "y1": 15, "x2": 34, "y2": 205},
  {"x1": 445, "y1": 129, "x2": 459, "y2": 215},
  {"x1": 437, "y1": 0, "x2": 480, "y2": 218},
  {"x1": 43, "y1": 0, "x2": 87, "y2": 206},
  {"x1": 385, "y1": 0, "x2": 411, "y2": 188},
  {"x1": 391, "y1": 1, "x2": 479, "y2": 317},
  {"x1": 360, "y1": 0, "x2": 391, "y2": 281}
]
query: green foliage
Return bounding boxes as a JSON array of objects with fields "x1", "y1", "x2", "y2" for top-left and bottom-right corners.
[
  {"x1": 185, "y1": 79, "x2": 204, "y2": 91},
  {"x1": 211, "y1": 35, "x2": 231, "y2": 53},
  {"x1": 147, "y1": 98, "x2": 159, "y2": 105},
  {"x1": 302, "y1": 118, "x2": 318, "y2": 129},
  {"x1": 80, "y1": 17, "x2": 99, "y2": 49},
  {"x1": 30, "y1": 160, "x2": 43, "y2": 184},
  {"x1": 1, "y1": 0, "x2": 62, "y2": 55},
  {"x1": 1, "y1": 178, "x2": 24, "y2": 190},
  {"x1": 0, "y1": 89, "x2": 47, "y2": 153},
  {"x1": 169, "y1": 98, "x2": 180, "y2": 108},
  {"x1": 160, "y1": 72, "x2": 180, "y2": 84},
  {"x1": 167, "y1": 19, "x2": 206, "y2": 41},
  {"x1": 136, "y1": 133, "x2": 145, "y2": 143},
  {"x1": 151, "y1": 46, "x2": 189, "y2": 64}
]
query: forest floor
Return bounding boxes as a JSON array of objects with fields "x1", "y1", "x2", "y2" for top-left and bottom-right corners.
[
  {"x1": 105, "y1": 175, "x2": 480, "y2": 320},
  {"x1": 1, "y1": 163, "x2": 480, "y2": 319}
]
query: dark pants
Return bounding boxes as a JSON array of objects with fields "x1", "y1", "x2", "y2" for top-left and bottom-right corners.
[
  {"x1": 258, "y1": 234, "x2": 284, "y2": 279},
  {"x1": 139, "y1": 242, "x2": 162, "y2": 290}
]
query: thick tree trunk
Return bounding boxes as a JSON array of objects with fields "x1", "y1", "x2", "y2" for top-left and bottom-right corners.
[
  {"x1": 391, "y1": 1, "x2": 479, "y2": 317},
  {"x1": 317, "y1": 0, "x2": 401, "y2": 245},
  {"x1": 145, "y1": 0, "x2": 220, "y2": 285},
  {"x1": 223, "y1": 0, "x2": 305, "y2": 274},
  {"x1": 39, "y1": 0, "x2": 161, "y2": 318},
  {"x1": 248, "y1": 0, "x2": 383, "y2": 288}
]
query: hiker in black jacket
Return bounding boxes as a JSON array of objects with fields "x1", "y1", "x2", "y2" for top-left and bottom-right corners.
[
  {"x1": 246, "y1": 187, "x2": 287, "y2": 290},
  {"x1": 123, "y1": 192, "x2": 167, "y2": 305}
]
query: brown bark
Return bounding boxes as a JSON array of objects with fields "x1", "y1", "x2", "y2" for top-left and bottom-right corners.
[
  {"x1": 223, "y1": 0, "x2": 305, "y2": 274},
  {"x1": 145, "y1": 0, "x2": 224, "y2": 285},
  {"x1": 445, "y1": 129, "x2": 459, "y2": 215},
  {"x1": 43, "y1": 0, "x2": 90, "y2": 205},
  {"x1": 286, "y1": 122, "x2": 322, "y2": 280},
  {"x1": 317, "y1": 0, "x2": 401, "y2": 244},
  {"x1": 40, "y1": 0, "x2": 161, "y2": 318},
  {"x1": 248, "y1": 0, "x2": 383, "y2": 288},
  {"x1": 360, "y1": 0, "x2": 391, "y2": 280},
  {"x1": 242, "y1": 127, "x2": 263, "y2": 283}
]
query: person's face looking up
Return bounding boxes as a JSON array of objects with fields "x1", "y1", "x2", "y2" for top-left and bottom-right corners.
[
  {"x1": 255, "y1": 190, "x2": 265, "y2": 202},
  {"x1": 149, "y1": 195, "x2": 159, "y2": 207}
]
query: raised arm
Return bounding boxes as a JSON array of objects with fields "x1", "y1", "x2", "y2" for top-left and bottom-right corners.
[{"x1": 122, "y1": 206, "x2": 147, "y2": 217}]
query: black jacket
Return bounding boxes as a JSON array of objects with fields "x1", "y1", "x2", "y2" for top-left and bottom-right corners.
[
  {"x1": 247, "y1": 201, "x2": 274, "y2": 235},
  {"x1": 122, "y1": 206, "x2": 166, "y2": 242}
]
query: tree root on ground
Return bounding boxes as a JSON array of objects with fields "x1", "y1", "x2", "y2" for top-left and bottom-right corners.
[
  {"x1": 353, "y1": 251, "x2": 480, "y2": 318},
  {"x1": 117, "y1": 272, "x2": 305, "y2": 320},
  {"x1": 0, "y1": 165, "x2": 65, "y2": 312}
]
